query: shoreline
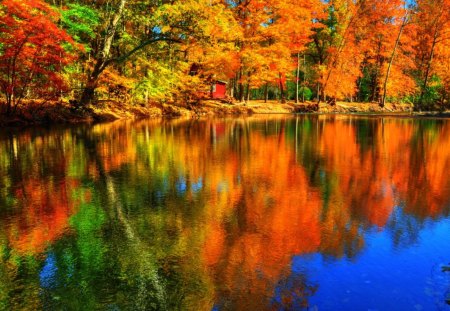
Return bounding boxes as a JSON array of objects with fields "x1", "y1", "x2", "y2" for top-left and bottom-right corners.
[{"x1": 0, "y1": 100, "x2": 448, "y2": 128}]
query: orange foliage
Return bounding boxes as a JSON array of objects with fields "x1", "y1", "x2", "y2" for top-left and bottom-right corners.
[{"x1": 6, "y1": 178, "x2": 81, "y2": 255}]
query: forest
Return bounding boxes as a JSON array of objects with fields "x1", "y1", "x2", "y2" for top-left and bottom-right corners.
[{"x1": 0, "y1": 0, "x2": 450, "y2": 117}]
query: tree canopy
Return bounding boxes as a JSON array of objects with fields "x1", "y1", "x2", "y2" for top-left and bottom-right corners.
[{"x1": 1, "y1": 0, "x2": 450, "y2": 111}]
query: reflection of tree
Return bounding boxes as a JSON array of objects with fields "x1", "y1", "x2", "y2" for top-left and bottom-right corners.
[
  {"x1": 400, "y1": 120, "x2": 450, "y2": 220},
  {"x1": 0, "y1": 129, "x2": 84, "y2": 309},
  {"x1": 0, "y1": 115, "x2": 450, "y2": 309},
  {"x1": 446, "y1": 267, "x2": 450, "y2": 306},
  {"x1": 271, "y1": 270, "x2": 318, "y2": 311},
  {"x1": 202, "y1": 127, "x2": 322, "y2": 310},
  {"x1": 291, "y1": 116, "x2": 450, "y2": 256},
  {"x1": 385, "y1": 206, "x2": 423, "y2": 249}
]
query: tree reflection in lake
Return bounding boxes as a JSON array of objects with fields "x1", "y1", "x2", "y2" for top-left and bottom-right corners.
[{"x1": 0, "y1": 115, "x2": 449, "y2": 310}]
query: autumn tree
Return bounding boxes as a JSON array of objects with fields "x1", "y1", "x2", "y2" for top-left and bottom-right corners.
[
  {"x1": 359, "y1": 0, "x2": 404, "y2": 103},
  {"x1": 0, "y1": 0, "x2": 77, "y2": 114},
  {"x1": 160, "y1": 0, "x2": 241, "y2": 103},
  {"x1": 380, "y1": 4, "x2": 413, "y2": 107},
  {"x1": 270, "y1": 0, "x2": 319, "y2": 103},
  {"x1": 414, "y1": 0, "x2": 450, "y2": 109},
  {"x1": 224, "y1": 0, "x2": 319, "y2": 102},
  {"x1": 73, "y1": 0, "x2": 239, "y2": 106},
  {"x1": 313, "y1": 0, "x2": 368, "y2": 102},
  {"x1": 1, "y1": 0, "x2": 449, "y2": 109},
  {"x1": 355, "y1": 0, "x2": 416, "y2": 106}
]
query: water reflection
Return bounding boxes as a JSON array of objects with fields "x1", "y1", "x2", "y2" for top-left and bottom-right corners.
[{"x1": 0, "y1": 115, "x2": 449, "y2": 310}]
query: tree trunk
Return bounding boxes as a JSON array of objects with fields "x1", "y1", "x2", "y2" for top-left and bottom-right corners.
[
  {"x1": 230, "y1": 78, "x2": 235, "y2": 98},
  {"x1": 296, "y1": 52, "x2": 300, "y2": 104},
  {"x1": 381, "y1": 12, "x2": 408, "y2": 108},
  {"x1": 279, "y1": 73, "x2": 286, "y2": 103},
  {"x1": 419, "y1": 23, "x2": 439, "y2": 108},
  {"x1": 246, "y1": 84, "x2": 250, "y2": 102},
  {"x1": 79, "y1": 72, "x2": 100, "y2": 106},
  {"x1": 78, "y1": 0, "x2": 127, "y2": 106},
  {"x1": 239, "y1": 84, "x2": 245, "y2": 102},
  {"x1": 358, "y1": 64, "x2": 366, "y2": 102},
  {"x1": 264, "y1": 83, "x2": 268, "y2": 103},
  {"x1": 302, "y1": 54, "x2": 306, "y2": 103},
  {"x1": 5, "y1": 94, "x2": 12, "y2": 116},
  {"x1": 233, "y1": 74, "x2": 239, "y2": 100},
  {"x1": 371, "y1": 40, "x2": 383, "y2": 103},
  {"x1": 371, "y1": 72, "x2": 379, "y2": 102},
  {"x1": 238, "y1": 68, "x2": 245, "y2": 102}
]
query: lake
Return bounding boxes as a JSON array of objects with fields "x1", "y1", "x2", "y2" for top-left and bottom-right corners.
[{"x1": 0, "y1": 115, "x2": 449, "y2": 310}]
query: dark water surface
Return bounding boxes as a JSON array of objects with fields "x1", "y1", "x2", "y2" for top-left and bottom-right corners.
[{"x1": 0, "y1": 115, "x2": 449, "y2": 310}]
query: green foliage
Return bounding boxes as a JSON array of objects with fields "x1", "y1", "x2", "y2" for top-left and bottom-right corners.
[
  {"x1": 419, "y1": 75, "x2": 443, "y2": 108},
  {"x1": 133, "y1": 60, "x2": 207, "y2": 104},
  {"x1": 60, "y1": 4, "x2": 99, "y2": 49},
  {"x1": 287, "y1": 82, "x2": 313, "y2": 101},
  {"x1": 134, "y1": 63, "x2": 179, "y2": 103},
  {"x1": 299, "y1": 86, "x2": 313, "y2": 101},
  {"x1": 357, "y1": 67, "x2": 373, "y2": 102}
]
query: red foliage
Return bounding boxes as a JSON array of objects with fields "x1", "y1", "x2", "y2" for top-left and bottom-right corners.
[{"x1": 0, "y1": 0, "x2": 78, "y2": 113}]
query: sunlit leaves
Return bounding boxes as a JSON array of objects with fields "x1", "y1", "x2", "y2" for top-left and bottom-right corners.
[
  {"x1": 60, "y1": 4, "x2": 99, "y2": 48},
  {"x1": 0, "y1": 0, "x2": 79, "y2": 112}
]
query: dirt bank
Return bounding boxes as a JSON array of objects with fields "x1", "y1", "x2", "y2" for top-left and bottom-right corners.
[{"x1": 0, "y1": 99, "x2": 442, "y2": 127}]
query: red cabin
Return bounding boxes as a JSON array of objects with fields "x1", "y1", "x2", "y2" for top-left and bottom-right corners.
[
  {"x1": 211, "y1": 81, "x2": 227, "y2": 99},
  {"x1": 189, "y1": 64, "x2": 227, "y2": 99}
]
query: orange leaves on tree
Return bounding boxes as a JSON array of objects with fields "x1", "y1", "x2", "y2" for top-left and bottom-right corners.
[
  {"x1": 414, "y1": 0, "x2": 450, "y2": 105},
  {"x1": 0, "y1": 0, "x2": 78, "y2": 113}
]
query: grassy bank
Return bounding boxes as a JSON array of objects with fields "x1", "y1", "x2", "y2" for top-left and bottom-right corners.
[{"x1": 0, "y1": 99, "x2": 445, "y2": 127}]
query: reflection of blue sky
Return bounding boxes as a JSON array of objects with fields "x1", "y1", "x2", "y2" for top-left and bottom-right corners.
[
  {"x1": 191, "y1": 177, "x2": 203, "y2": 193},
  {"x1": 275, "y1": 215, "x2": 450, "y2": 310},
  {"x1": 176, "y1": 177, "x2": 187, "y2": 194},
  {"x1": 177, "y1": 176, "x2": 204, "y2": 195},
  {"x1": 154, "y1": 176, "x2": 170, "y2": 201},
  {"x1": 40, "y1": 253, "x2": 57, "y2": 289}
]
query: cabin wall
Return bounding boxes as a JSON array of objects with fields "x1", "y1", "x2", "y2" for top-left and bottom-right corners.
[{"x1": 212, "y1": 83, "x2": 227, "y2": 99}]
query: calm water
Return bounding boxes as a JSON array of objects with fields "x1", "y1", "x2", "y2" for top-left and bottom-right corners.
[{"x1": 0, "y1": 115, "x2": 449, "y2": 311}]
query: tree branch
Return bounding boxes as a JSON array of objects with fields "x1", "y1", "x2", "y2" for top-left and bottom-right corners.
[{"x1": 104, "y1": 36, "x2": 183, "y2": 67}]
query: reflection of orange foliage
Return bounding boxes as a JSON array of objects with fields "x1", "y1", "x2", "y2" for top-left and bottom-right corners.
[
  {"x1": 319, "y1": 119, "x2": 395, "y2": 229},
  {"x1": 2, "y1": 116, "x2": 449, "y2": 308},
  {"x1": 317, "y1": 117, "x2": 450, "y2": 228},
  {"x1": 387, "y1": 120, "x2": 450, "y2": 218},
  {"x1": 195, "y1": 116, "x2": 450, "y2": 308},
  {"x1": 202, "y1": 129, "x2": 321, "y2": 310},
  {"x1": 6, "y1": 178, "x2": 80, "y2": 255},
  {"x1": 422, "y1": 128, "x2": 450, "y2": 216},
  {"x1": 203, "y1": 226, "x2": 226, "y2": 267},
  {"x1": 93, "y1": 122, "x2": 137, "y2": 173},
  {"x1": 115, "y1": 116, "x2": 450, "y2": 309}
]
